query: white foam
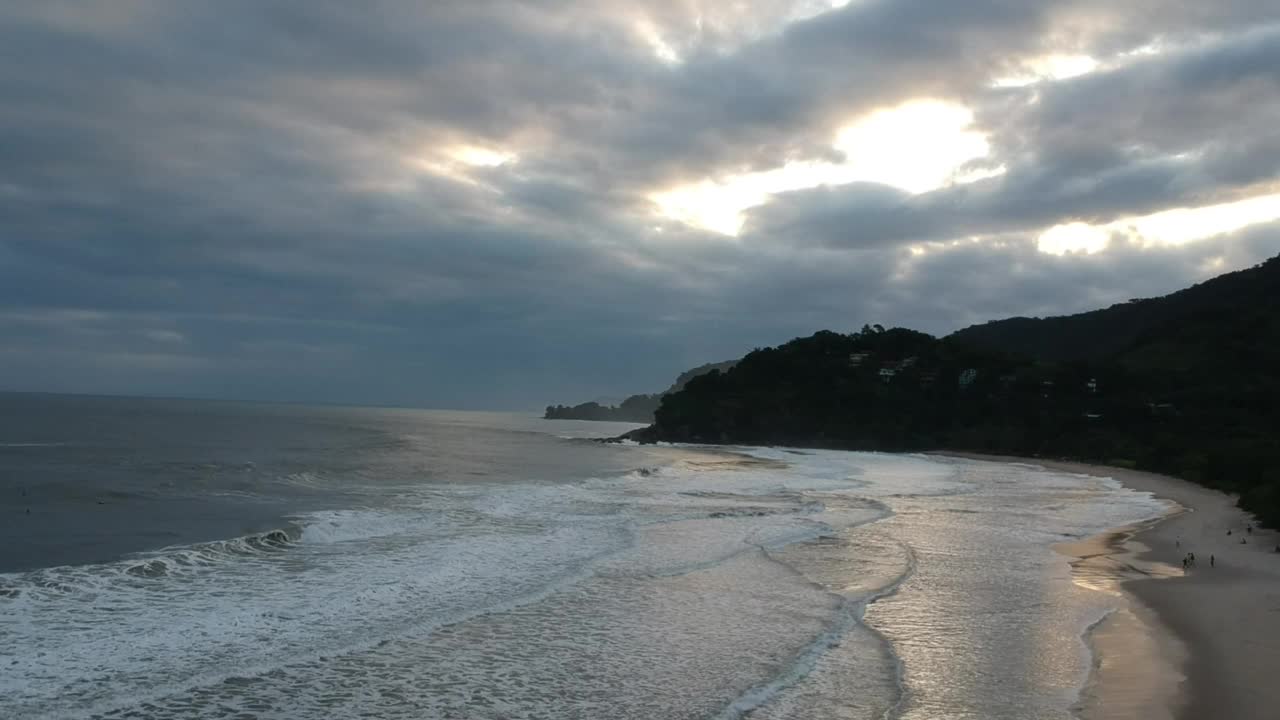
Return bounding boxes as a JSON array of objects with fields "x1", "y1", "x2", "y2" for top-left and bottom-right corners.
[
  {"x1": 295, "y1": 508, "x2": 433, "y2": 544},
  {"x1": 0, "y1": 491, "x2": 627, "y2": 718},
  {"x1": 7, "y1": 445, "x2": 1159, "y2": 720}
]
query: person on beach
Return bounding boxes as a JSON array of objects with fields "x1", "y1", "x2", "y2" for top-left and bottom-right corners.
[
  {"x1": 1189, "y1": 552, "x2": 1195, "y2": 566},
  {"x1": 1210, "y1": 554, "x2": 1215, "y2": 567},
  {"x1": 1182, "y1": 556, "x2": 1188, "y2": 570}
]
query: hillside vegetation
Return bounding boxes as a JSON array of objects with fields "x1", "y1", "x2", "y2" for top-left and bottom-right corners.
[{"x1": 638, "y1": 256, "x2": 1280, "y2": 526}]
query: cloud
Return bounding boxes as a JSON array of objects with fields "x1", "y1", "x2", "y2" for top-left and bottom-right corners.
[
  {"x1": 0, "y1": 2, "x2": 1278, "y2": 407},
  {"x1": 744, "y1": 23, "x2": 1280, "y2": 248}
]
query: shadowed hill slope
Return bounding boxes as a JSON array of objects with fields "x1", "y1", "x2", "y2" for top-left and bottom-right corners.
[
  {"x1": 949, "y1": 255, "x2": 1280, "y2": 373},
  {"x1": 638, "y1": 256, "x2": 1280, "y2": 526}
]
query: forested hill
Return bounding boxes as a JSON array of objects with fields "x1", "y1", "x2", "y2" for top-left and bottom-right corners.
[
  {"x1": 949, "y1": 255, "x2": 1280, "y2": 369},
  {"x1": 634, "y1": 255, "x2": 1280, "y2": 526}
]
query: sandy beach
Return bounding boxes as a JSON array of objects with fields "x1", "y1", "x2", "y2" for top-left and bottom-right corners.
[{"x1": 938, "y1": 453, "x2": 1280, "y2": 720}]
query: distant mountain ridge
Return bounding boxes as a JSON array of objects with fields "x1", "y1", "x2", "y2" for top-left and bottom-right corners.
[
  {"x1": 623, "y1": 255, "x2": 1280, "y2": 526},
  {"x1": 666, "y1": 360, "x2": 738, "y2": 395},
  {"x1": 543, "y1": 360, "x2": 737, "y2": 422}
]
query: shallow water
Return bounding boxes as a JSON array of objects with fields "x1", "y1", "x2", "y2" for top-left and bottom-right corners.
[{"x1": 0, "y1": 395, "x2": 1166, "y2": 719}]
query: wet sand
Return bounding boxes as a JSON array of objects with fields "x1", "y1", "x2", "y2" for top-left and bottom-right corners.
[{"x1": 936, "y1": 453, "x2": 1280, "y2": 720}]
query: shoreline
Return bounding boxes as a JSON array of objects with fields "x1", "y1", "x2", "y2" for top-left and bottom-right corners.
[{"x1": 934, "y1": 452, "x2": 1280, "y2": 720}]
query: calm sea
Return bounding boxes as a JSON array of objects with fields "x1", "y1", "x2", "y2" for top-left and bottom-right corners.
[{"x1": 0, "y1": 393, "x2": 1165, "y2": 719}]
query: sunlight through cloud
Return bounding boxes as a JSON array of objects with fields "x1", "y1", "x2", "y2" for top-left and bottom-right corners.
[
  {"x1": 402, "y1": 144, "x2": 519, "y2": 190},
  {"x1": 1037, "y1": 193, "x2": 1280, "y2": 254},
  {"x1": 449, "y1": 146, "x2": 517, "y2": 167},
  {"x1": 651, "y1": 100, "x2": 1000, "y2": 235},
  {"x1": 992, "y1": 54, "x2": 1100, "y2": 88},
  {"x1": 636, "y1": 19, "x2": 682, "y2": 65},
  {"x1": 1037, "y1": 222, "x2": 1111, "y2": 255}
]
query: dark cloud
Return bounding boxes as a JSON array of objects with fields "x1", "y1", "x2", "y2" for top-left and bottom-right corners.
[{"x1": 1, "y1": 2, "x2": 1278, "y2": 408}]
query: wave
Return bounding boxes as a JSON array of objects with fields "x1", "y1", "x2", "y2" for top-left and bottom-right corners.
[
  {"x1": 696, "y1": 491, "x2": 918, "y2": 720},
  {"x1": 5, "y1": 442, "x2": 1010, "y2": 720},
  {"x1": 3, "y1": 527, "x2": 302, "y2": 590},
  {"x1": 123, "y1": 529, "x2": 299, "y2": 577},
  {"x1": 714, "y1": 599, "x2": 861, "y2": 720},
  {"x1": 0, "y1": 529, "x2": 298, "y2": 604},
  {"x1": 0, "y1": 507, "x2": 441, "y2": 599},
  {"x1": 625, "y1": 466, "x2": 663, "y2": 480},
  {"x1": 279, "y1": 471, "x2": 330, "y2": 489},
  {"x1": 1071, "y1": 608, "x2": 1117, "y2": 717},
  {"x1": 713, "y1": 532, "x2": 918, "y2": 720},
  {"x1": 4, "y1": 518, "x2": 631, "y2": 720},
  {"x1": 294, "y1": 508, "x2": 435, "y2": 545}
]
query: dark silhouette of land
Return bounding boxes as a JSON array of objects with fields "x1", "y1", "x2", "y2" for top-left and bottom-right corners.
[
  {"x1": 544, "y1": 360, "x2": 736, "y2": 422},
  {"x1": 616, "y1": 255, "x2": 1280, "y2": 526}
]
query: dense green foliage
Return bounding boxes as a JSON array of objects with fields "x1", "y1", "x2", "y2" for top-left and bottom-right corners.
[{"x1": 643, "y1": 256, "x2": 1280, "y2": 527}]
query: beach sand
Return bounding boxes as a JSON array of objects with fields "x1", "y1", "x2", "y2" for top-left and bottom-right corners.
[{"x1": 938, "y1": 453, "x2": 1280, "y2": 720}]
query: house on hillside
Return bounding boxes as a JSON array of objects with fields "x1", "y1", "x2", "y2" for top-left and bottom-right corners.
[
  {"x1": 848, "y1": 352, "x2": 871, "y2": 367},
  {"x1": 879, "y1": 366, "x2": 898, "y2": 382},
  {"x1": 958, "y1": 368, "x2": 978, "y2": 388}
]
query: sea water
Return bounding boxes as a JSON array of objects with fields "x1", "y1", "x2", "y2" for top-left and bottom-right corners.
[{"x1": 0, "y1": 394, "x2": 1166, "y2": 719}]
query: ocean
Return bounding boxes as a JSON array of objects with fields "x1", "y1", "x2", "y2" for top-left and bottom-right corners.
[{"x1": 0, "y1": 393, "x2": 1167, "y2": 719}]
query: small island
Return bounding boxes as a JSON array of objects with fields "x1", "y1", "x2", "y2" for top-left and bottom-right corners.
[{"x1": 544, "y1": 394, "x2": 661, "y2": 423}]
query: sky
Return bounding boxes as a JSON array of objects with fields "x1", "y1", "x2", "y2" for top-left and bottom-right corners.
[{"x1": 2, "y1": 1, "x2": 1279, "y2": 410}]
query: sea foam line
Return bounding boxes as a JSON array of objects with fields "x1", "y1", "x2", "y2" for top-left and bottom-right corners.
[
  {"x1": 1070, "y1": 608, "x2": 1117, "y2": 719},
  {"x1": 713, "y1": 520, "x2": 918, "y2": 720},
  {"x1": 713, "y1": 596, "x2": 860, "y2": 720}
]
